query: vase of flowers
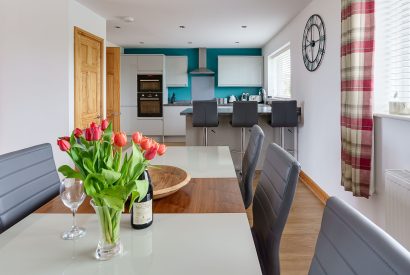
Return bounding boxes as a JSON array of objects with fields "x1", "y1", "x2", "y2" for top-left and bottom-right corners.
[{"x1": 56, "y1": 119, "x2": 166, "y2": 260}]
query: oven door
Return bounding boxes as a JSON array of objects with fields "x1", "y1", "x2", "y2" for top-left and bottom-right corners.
[{"x1": 138, "y1": 96, "x2": 163, "y2": 117}]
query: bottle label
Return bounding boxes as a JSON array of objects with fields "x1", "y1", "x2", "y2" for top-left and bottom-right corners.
[{"x1": 133, "y1": 200, "x2": 152, "y2": 225}]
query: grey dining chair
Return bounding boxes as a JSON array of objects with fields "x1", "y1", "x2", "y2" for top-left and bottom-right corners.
[
  {"x1": 309, "y1": 196, "x2": 410, "y2": 275},
  {"x1": 192, "y1": 100, "x2": 219, "y2": 146},
  {"x1": 231, "y1": 101, "x2": 259, "y2": 166},
  {"x1": 252, "y1": 143, "x2": 301, "y2": 275},
  {"x1": 0, "y1": 143, "x2": 60, "y2": 233},
  {"x1": 239, "y1": 125, "x2": 264, "y2": 209}
]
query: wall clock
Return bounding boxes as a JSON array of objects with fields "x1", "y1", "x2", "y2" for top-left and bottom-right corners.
[{"x1": 302, "y1": 14, "x2": 326, "y2": 72}]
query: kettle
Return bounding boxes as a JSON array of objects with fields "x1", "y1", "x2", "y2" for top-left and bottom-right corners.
[{"x1": 228, "y1": 95, "x2": 236, "y2": 103}]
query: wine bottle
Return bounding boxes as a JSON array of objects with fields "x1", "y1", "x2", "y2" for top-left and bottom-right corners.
[{"x1": 131, "y1": 170, "x2": 153, "y2": 229}]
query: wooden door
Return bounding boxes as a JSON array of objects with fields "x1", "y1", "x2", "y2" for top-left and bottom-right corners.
[
  {"x1": 74, "y1": 27, "x2": 104, "y2": 129},
  {"x1": 106, "y1": 47, "x2": 121, "y2": 132}
]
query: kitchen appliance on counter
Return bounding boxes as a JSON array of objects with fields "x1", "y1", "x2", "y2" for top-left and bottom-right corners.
[
  {"x1": 137, "y1": 74, "x2": 163, "y2": 117},
  {"x1": 249, "y1": 95, "x2": 262, "y2": 102},
  {"x1": 259, "y1": 88, "x2": 267, "y2": 105},
  {"x1": 228, "y1": 95, "x2": 237, "y2": 103},
  {"x1": 241, "y1": 93, "x2": 249, "y2": 101}
]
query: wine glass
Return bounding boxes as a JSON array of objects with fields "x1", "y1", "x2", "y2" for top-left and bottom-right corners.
[{"x1": 60, "y1": 178, "x2": 86, "y2": 240}]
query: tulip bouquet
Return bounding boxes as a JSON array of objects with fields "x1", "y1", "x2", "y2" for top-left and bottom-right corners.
[{"x1": 57, "y1": 119, "x2": 166, "y2": 252}]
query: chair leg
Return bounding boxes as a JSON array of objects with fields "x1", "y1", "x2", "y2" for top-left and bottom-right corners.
[
  {"x1": 294, "y1": 127, "x2": 298, "y2": 160},
  {"x1": 204, "y1": 127, "x2": 208, "y2": 146},
  {"x1": 279, "y1": 127, "x2": 285, "y2": 148},
  {"x1": 240, "y1": 127, "x2": 245, "y2": 171}
]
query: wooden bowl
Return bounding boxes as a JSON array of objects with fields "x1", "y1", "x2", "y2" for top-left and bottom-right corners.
[{"x1": 148, "y1": 165, "x2": 191, "y2": 199}]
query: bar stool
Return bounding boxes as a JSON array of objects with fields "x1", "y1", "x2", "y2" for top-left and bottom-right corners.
[
  {"x1": 192, "y1": 100, "x2": 218, "y2": 146},
  {"x1": 270, "y1": 100, "x2": 298, "y2": 159},
  {"x1": 231, "y1": 101, "x2": 258, "y2": 168}
]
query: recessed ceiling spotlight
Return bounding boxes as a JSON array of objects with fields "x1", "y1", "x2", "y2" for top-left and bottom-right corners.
[
  {"x1": 139, "y1": 42, "x2": 145, "y2": 45},
  {"x1": 188, "y1": 41, "x2": 193, "y2": 44},
  {"x1": 241, "y1": 25, "x2": 247, "y2": 29},
  {"x1": 179, "y1": 25, "x2": 186, "y2": 29},
  {"x1": 123, "y1": 16, "x2": 135, "y2": 23},
  {"x1": 235, "y1": 41, "x2": 240, "y2": 44},
  {"x1": 115, "y1": 26, "x2": 121, "y2": 29}
]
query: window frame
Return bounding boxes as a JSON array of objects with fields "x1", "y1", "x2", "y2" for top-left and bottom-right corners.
[{"x1": 268, "y1": 43, "x2": 292, "y2": 99}]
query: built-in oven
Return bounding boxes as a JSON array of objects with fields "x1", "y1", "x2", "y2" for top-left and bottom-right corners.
[
  {"x1": 137, "y1": 92, "x2": 163, "y2": 117},
  {"x1": 137, "y1": 74, "x2": 163, "y2": 117}
]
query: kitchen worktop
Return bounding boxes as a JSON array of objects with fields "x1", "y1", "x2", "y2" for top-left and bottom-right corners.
[{"x1": 180, "y1": 104, "x2": 272, "y2": 115}]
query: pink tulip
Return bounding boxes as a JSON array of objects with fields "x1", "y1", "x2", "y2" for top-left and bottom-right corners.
[
  {"x1": 157, "y1": 144, "x2": 167, "y2": 156},
  {"x1": 101, "y1": 119, "x2": 109, "y2": 131},
  {"x1": 144, "y1": 146, "x2": 158, "y2": 160},
  {"x1": 132, "y1": 132, "x2": 143, "y2": 144},
  {"x1": 57, "y1": 139, "x2": 71, "y2": 152},
  {"x1": 140, "y1": 138, "x2": 152, "y2": 151},
  {"x1": 73, "y1": 128, "x2": 83, "y2": 138},
  {"x1": 113, "y1": 132, "x2": 127, "y2": 147}
]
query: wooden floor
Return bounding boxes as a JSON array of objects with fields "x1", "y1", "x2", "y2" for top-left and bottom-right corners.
[{"x1": 246, "y1": 171, "x2": 324, "y2": 275}]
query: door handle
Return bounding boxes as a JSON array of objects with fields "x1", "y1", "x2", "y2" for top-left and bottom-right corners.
[{"x1": 95, "y1": 114, "x2": 102, "y2": 119}]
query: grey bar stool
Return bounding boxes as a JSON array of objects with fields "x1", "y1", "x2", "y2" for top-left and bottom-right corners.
[
  {"x1": 231, "y1": 101, "x2": 258, "y2": 166},
  {"x1": 270, "y1": 100, "x2": 298, "y2": 159},
  {"x1": 192, "y1": 100, "x2": 218, "y2": 146}
]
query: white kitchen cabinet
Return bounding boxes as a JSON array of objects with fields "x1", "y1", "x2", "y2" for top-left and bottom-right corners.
[
  {"x1": 120, "y1": 106, "x2": 138, "y2": 134},
  {"x1": 218, "y1": 56, "x2": 263, "y2": 87},
  {"x1": 165, "y1": 56, "x2": 188, "y2": 87},
  {"x1": 121, "y1": 106, "x2": 164, "y2": 136},
  {"x1": 136, "y1": 118, "x2": 164, "y2": 136},
  {"x1": 120, "y1": 55, "x2": 138, "y2": 106},
  {"x1": 137, "y1": 55, "x2": 164, "y2": 73},
  {"x1": 163, "y1": 106, "x2": 187, "y2": 136}
]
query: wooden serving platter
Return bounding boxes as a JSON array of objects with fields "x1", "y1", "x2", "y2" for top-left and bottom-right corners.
[{"x1": 148, "y1": 165, "x2": 191, "y2": 199}]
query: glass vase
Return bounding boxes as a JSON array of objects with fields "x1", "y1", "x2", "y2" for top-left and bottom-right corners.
[{"x1": 90, "y1": 199, "x2": 123, "y2": 261}]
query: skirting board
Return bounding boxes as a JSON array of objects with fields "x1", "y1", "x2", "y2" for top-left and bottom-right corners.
[{"x1": 299, "y1": 171, "x2": 330, "y2": 205}]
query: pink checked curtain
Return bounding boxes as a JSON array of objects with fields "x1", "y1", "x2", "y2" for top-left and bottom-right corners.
[{"x1": 341, "y1": 0, "x2": 375, "y2": 198}]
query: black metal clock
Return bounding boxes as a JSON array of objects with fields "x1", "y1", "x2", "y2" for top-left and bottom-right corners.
[{"x1": 302, "y1": 14, "x2": 326, "y2": 72}]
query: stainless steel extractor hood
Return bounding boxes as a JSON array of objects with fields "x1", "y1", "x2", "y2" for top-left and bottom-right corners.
[{"x1": 190, "y1": 48, "x2": 215, "y2": 75}]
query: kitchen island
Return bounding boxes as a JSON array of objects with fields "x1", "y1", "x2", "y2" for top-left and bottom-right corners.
[{"x1": 181, "y1": 104, "x2": 298, "y2": 170}]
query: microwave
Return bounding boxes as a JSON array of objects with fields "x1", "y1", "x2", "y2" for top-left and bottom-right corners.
[{"x1": 137, "y1": 74, "x2": 162, "y2": 93}]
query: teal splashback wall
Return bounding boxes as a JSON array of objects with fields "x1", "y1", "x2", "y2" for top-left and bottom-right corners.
[{"x1": 124, "y1": 48, "x2": 262, "y2": 101}]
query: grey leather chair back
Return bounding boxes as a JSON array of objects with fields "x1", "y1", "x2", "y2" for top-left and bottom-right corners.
[
  {"x1": 270, "y1": 100, "x2": 298, "y2": 127},
  {"x1": 0, "y1": 144, "x2": 60, "y2": 233},
  {"x1": 232, "y1": 101, "x2": 258, "y2": 127},
  {"x1": 240, "y1": 125, "x2": 264, "y2": 208},
  {"x1": 192, "y1": 100, "x2": 219, "y2": 127},
  {"x1": 309, "y1": 197, "x2": 410, "y2": 275},
  {"x1": 252, "y1": 143, "x2": 301, "y2": 275}
]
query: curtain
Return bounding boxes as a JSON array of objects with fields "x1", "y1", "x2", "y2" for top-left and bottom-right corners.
[{"x1": 341, "y1": 0, "x2": 375, "y2": 198}]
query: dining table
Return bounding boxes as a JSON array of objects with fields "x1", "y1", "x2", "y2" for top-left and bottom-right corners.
[{"x1": 0, "y1": 146, "x2": 262, "y2": 275}]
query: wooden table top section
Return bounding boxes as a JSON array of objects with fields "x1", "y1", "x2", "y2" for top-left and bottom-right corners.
[{"x1": 36, "y1": 178, "x2": 245, "y2": 214}]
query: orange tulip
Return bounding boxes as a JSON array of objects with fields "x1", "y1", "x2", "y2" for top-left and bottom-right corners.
[{"x1": 113, "y1": 132, "x2": 127, "y2": 147}]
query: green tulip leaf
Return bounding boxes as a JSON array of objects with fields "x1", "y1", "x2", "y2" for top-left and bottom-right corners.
[
  {"x1": 83, "y1": 158, "x2": 95, "y2": 174},
  {"x1": 58, "y1": 165, "x2": 84, "y2": 180},
  {"x1": 102, "y1": 168, "x2": 121, "y2": 185}
]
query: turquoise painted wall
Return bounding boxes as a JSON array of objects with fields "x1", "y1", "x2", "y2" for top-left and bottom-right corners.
[{"x1": 124, "y1": 48, "x2": 262, "y2": 101}]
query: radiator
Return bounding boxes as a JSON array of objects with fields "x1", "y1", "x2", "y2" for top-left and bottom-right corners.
[{"x1": 385, "y1": 169, "x2": 410, "y2": 250}]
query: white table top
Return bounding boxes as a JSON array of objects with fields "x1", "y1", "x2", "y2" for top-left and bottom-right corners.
[
  {"x1": 147, "y1": 146, "x2": 237, "y2": 178},
  {"x1": 0, "y1": 213, "x2": 262, "y2": 275}
]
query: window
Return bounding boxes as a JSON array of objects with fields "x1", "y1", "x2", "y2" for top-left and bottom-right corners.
[
  {"x1": 375, "y1": 0, "x2": 410, "y2": 114},
  {"x1": 268, "y1": 44, "x2": 291, "y2": 98}
]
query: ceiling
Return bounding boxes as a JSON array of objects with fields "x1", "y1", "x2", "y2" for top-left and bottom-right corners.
[{"x1": 77, "y1": 0, "x2": 312, "y2": 48}]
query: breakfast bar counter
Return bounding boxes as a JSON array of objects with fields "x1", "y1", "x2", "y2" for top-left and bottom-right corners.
[{"x1": 180, "y1": 105, "x2": 297, "y2": 170}]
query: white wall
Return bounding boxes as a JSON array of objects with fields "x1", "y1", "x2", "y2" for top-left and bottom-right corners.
[
  {"x1": 263, "y1": 0, "x2": 391, "y2": 227},
  {"x1": 0, "y1": 0, "x2": 106, "y2": 168},
  {"x1": 0, "y1": 0, "x2": 70, "y2": 166}
]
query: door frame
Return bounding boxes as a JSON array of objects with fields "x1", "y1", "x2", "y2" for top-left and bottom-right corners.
[{"x1": 74, "y1": 26, "x2": 104, "y2": 128}]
